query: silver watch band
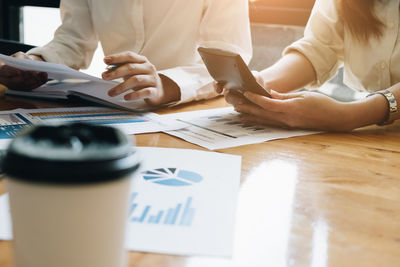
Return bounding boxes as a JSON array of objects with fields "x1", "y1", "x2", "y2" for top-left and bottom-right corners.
[{"x1": 367, "y1": 89, "x2": 398, "y2": 125}]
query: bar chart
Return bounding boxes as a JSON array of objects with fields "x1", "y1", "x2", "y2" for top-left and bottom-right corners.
[
  {"x1": 0, "y1": 114, "x2": 29, "y2": 139},
  {"x1": 129, "y1": 192, "x2": 195, "y2": 227}
]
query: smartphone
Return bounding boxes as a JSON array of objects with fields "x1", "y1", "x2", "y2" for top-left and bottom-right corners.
[{"x1": 198, "y1": 47, "x2": 270, "y2": 97}]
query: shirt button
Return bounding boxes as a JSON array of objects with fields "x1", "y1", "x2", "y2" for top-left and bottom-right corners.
[
  {"x1": 388, "y1": 21, "x2": 395, "y2": 28},
  {"x1": 381, "y1": 62, "x2": 387, "y2": 69}
]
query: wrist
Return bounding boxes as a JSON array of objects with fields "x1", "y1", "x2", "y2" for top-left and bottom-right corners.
[
  {"x1": 157, "y1": 74, "x2": 181, "y2": 105},
  {"x1": 346, "y1": 94, "x2": 388, "y2": 129},
  {"x1": 367, "y1": 89, "x2": 398, "y2": 125}
]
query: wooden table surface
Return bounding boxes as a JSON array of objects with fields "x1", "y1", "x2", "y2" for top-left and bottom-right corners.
[{"x1": 0, "y1": 94, "x2": 400, "y2": 267}]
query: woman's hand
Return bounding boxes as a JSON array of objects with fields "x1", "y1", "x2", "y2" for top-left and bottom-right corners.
[
  {"x1": 227, "y1": 89, "x2": 360, "y2": 131},
  {"x1": 102, "y1": 51, "x2": 180, "y2": 106},
  {"x1": 0, "y1": 52, "x2": 47, "y2": 91}
]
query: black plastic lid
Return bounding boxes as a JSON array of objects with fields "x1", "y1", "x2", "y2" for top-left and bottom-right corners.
[{"x1": 2, "y1": 122, "x2": 141, "y2": 184}]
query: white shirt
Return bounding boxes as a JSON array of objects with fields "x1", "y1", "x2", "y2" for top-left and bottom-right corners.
[
  {"x1": 284, "y1": 0, "x2": 400, "y2": 93},
  {"x1": 28, "y1": 0, "x2": 252, "y2": 104}
]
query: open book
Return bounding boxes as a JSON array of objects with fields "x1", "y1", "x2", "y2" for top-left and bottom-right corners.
[{"x1": 0, "y1": 54, "x2": 151, "y2": 111}]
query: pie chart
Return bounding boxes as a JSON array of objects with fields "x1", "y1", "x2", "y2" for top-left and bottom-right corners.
[{"x1": 141, "y1": 168, "x2": 203, "y2": 186}]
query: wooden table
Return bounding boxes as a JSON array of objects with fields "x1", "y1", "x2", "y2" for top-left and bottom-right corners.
[{"x1": 1, "y1": 95, "x2": 400, "y2": 267}]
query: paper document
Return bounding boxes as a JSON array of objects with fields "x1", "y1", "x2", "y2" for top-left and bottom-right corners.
[
  {"x1": 163, "y1": 107, "x2": 319, "y2": 149},
  {"x1": 0, "y1": 147, "x2": 241, "y2": 257},
  {"x1": 0, "y1": 107, "x2": 186, "y2": 149},
  {"x1": 0, "y1": 194, "x2": 11, "y2": 240},
  {"x1": 0, "y1": 54, "x2": 150, "y2": 111}
]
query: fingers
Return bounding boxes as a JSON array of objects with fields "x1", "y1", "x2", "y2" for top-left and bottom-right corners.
[
  {"x1": 243, "y1": 91, "x2": 293, "y2": 113},
  {"x1": 102, "y1": 62, "x2": 154, "y2": 80},
  {"x1": 0, "y1": 65, "x2": 21, "y2": 77},
  {"x1": 104, "y1": 52, "x2": 147, "y2": 66},
  {"x1": 0, "y1": 71, "x2": 48, "y2": 91},
  {"x1": 124, "y1": 87, "x2": 156, "y2": 101},
  {"x1": 104, "y1": 52, "x2": 166, "y2": 102},
  {"x1": 214, "y1": 81, "x2": 226, "y2": 94},
  {"x1": 0, "y1": 63, "x2": 48, "y2": 90},
  {"x1": 234, "y1": 102, "x2": 292, "y2": 128},
  {"x1": 12, "y1": 52, "x2": 31, "y2": 60},
  {"x1": 108, "y1": 74, "x2": 157, "y2": 98},
  {"x1": 224, "y1": 90, "x2": 249, "y2": 105}
]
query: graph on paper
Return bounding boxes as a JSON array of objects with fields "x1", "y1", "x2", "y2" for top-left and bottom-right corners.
[
  {"x1": 164, "y1": 107, "x2": 318, "y2": 150},
  {"x1": 177, "y1": 112, "x2": 270, "y2": 139},
  {"x1": 0, "y1": 107, "x2": 185, "y2": 142},
  {"x1": 129, "y1": 192, "x2": 195, "y2": 227},
  {"x1": 27, "y1": 109, "x2": 150, "y2": 125},
  {"x1": 0, "y1": 147, "x2": 242, "y2": 256},
  {"x1": 0, "y1": 114, "x2": 30, "y2": 139}
]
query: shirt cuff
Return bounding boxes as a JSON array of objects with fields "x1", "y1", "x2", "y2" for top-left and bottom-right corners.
[{"x1": 159, "y1": 66, "x2": 217, "y2": 105}]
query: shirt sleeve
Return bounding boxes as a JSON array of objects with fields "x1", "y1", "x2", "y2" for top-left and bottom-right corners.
[
  {"x1": 27, "y1": 0, "x2": 98, "y2": 70},
  {"x1": 159, "y1": 0, "x2": 253, "y2": 105},
  {"x1": 283, "y1": 0, "x2": 344, "y2": 88}
]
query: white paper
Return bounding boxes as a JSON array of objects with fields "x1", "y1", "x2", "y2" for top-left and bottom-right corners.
[
  {"x1": 0, "y1": 54, "x2": 150, "y2": 111},
  {"x1": 0, "y1": 194, "x2": 12, "y2": 240},
  {"x1": 0, "y1": 53, "x2": 107, "y2": 82},
  {"x1": 0, "y1": 107, "x2": 186, "y2": 149},
  {"x1": 163, "y1": 107, "x2": 319, "y2": 150},
  {"x1": 0, "y1": 147, "x2": 241, "y2": 257}
]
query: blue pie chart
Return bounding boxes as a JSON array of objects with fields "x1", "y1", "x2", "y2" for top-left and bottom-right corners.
[{"x1": 141, "y1": 168, "x2": 203, "y2": 186}]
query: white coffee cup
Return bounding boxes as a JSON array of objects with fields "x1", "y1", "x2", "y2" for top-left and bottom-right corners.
[{"x1": 2, "y1": 123, "x2": 140, "y2": 267}]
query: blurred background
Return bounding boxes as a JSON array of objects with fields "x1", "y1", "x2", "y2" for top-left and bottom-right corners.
[
  {"x1": 0, "y1": 0, "x2": 315, "y2": 75},
  {"x1": 0, "y1": 0, "x2": 363, "y2": 101}
]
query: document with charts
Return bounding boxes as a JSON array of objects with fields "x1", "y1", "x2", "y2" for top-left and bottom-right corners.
[
  {"x1": 0, "y1": 107, "x2": 185, "y2": 149},
  {"x1": 0, "y1": 147, "x2": 241, "y2": 257},
  {"x1": 0, "y1": 54, "x2": 151, "y2": 111},
  {"x1": 163, "y1": 107, "x2": 319, "y2": 150}
]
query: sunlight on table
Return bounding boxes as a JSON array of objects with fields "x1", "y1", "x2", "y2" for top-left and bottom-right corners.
[{"x1": 186, "y1": 159, "x2": 298, "y2": 267}]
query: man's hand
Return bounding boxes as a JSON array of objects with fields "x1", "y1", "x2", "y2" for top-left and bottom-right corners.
[
  {"x1": 0, "y1": 52, "x2": 47, "y2": 91},
  {"x1": 102, "y1": 51, "x2": 180, "y2": 106}
]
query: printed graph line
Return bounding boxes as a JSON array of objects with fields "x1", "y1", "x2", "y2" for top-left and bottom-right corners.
[
  {"x1": 177, "y1": 119, "x2": 238, "y2": 138},
  {"x1": 129, "y1": 194, "x2": 195, "y2": 227}
]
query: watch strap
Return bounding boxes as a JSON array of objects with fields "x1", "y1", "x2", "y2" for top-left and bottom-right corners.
[{"x1": 367, "y1": 89, "x2": 398, "y2": 125}]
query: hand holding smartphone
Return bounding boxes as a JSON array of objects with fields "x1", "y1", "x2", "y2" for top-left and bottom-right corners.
[{"x1": 198, "y1": 47, "x2": 270, "y2": 97}]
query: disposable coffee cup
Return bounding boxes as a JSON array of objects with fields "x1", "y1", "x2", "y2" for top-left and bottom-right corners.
[{"x1": 2, "y1": 122, "x2": 140, "y2": 267}]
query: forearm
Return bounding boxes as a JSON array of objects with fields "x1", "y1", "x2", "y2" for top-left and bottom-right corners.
[
  {"x1": 345, "y1": 82, "x2": 400, "y2": 129},
  {"x1": 259, "y1": 51, "x2": 317, "y2": 93}
]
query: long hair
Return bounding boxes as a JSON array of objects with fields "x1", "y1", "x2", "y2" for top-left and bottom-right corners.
[{"x1": 337, "y1": 0, "x2": 385, "y2": 42}]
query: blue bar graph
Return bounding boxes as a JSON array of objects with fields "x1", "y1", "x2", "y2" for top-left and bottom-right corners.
[
  {"x1": 148, "y1": 211, "x2": 164, "y2": 224},
  {"x1": 180, "y1": 197, "x2": 194, "y2": 226},
  {"x1": 132, "y1": 205, "x2": 151, "y2": 222},
  {"x1": 129, "y1": 193, "x2": 195, "y2": 227},
  {"x1": 128, "y1": 193, "x2": 139, "y2": 216},
  {"x1": 163, "y1": 208, "x2": 174, "y2": 224}
]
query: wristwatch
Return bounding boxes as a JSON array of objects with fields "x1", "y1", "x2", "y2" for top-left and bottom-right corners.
[{"x1": 367, "y1": 89, "x2": 398, "y2": 125}]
